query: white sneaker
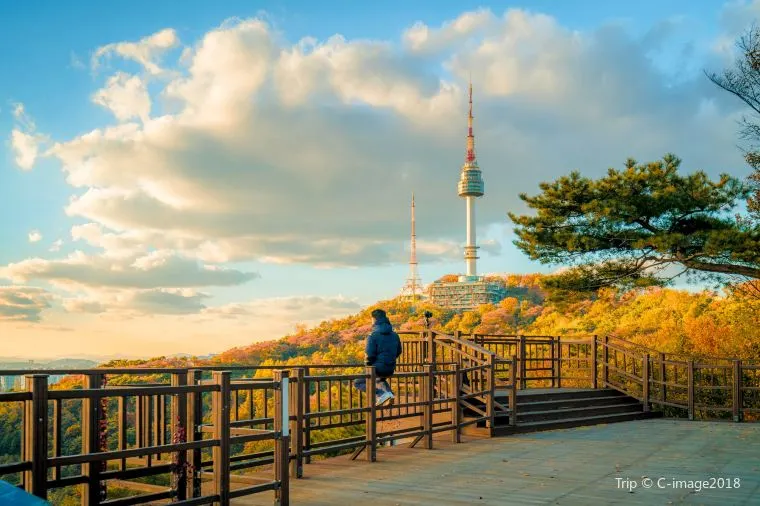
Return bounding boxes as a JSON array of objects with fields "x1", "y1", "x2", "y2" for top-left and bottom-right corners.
[{"x1": 376, "y1": 391, "x2": 394, "y2": 406}]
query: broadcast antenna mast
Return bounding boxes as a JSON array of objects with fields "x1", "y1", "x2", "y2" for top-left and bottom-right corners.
[{"x1": 400, "y1": 192, "x2": 423, "y2": 301}]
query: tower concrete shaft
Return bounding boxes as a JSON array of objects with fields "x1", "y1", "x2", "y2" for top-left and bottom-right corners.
[
  {"x1": 465, "y1": 196, "x2": 477, "y2": 276},
  {"x1": 458, "y1": 81, "x2": 484, "y2": 278}
]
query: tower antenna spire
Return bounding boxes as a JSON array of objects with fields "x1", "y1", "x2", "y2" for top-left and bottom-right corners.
[{"x1": 466, "y1": 78, "x2": 475, "y2": 163}]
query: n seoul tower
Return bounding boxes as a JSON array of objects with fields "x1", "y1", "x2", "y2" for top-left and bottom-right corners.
[{"x1": 458, "y1": 80, "x2": 485, "y2": 279}]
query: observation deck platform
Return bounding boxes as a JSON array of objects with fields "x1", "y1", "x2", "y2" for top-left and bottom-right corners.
[{"x1": 236, "y1": 419, "x2": 760, "y2": 506}]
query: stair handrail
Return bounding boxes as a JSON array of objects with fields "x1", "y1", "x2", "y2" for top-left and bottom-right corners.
[
  {"x1": 596, "y1": 336, "x2": 648, "y2": 405},
  {"x1": 427, "y1": 330, "x2": 515, "y2": 430}
]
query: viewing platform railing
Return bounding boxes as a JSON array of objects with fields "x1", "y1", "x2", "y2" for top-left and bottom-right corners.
[{"x1": 0, "y1": 330, "x2": 757, "y2": 505}]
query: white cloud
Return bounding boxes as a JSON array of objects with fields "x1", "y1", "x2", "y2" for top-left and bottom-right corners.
[
  {"x1": 9, "y1": 103, "x2": 48, "y2": 170},
  {"x1": 12, "y1": 103, "x2": 34, "y2": 127},
  {"x1": 1, "y1": 250, "x2": 258, "y2": 290},
  {"x1": 0, "y1": 286, "x2": 54, "y2": 322},
  {"x1": 92, "y1": 72, "x2": 151, "y2": 122},
  {"x1": 165, "y1": 20, "x2": 274, "y2": 125},
  {"x1": 273, "y1": 34, "x2": 459, "y2": 121},
  {"x1": 92, "y1": 27, "x2": 179, "y2": 75},
  {"x1": 4, "y1": 9, "x2": 754, "y2": 279},
  {"x1": 63, "y1": 288, "x2": 209, "y2": 316},
  {"x1": 69, "y1": 51, "x2": 86, "y2": 70},
  {"x1": 403, "y1": 9, "x2": 498, "y2": 54},
  {"x1": 28, "y1": 230, "x2": 42, "y2": 243},
  {"x1": 10, "y1": 130, "x2": 42, "y2": 170},
  {"x1": 202, "y1": 295, "x2": 362, "y2": 322},
  {"x1": 49, "y1": 239, "x2": 63, "y2": 252},
  {"x1": 710, "y1": 1, "x2": 760, "y2": 59}
]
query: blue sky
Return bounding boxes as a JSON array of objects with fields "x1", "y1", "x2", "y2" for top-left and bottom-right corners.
[{"x1": 0, "y1": 0, "x2": 757, "y2": 359}]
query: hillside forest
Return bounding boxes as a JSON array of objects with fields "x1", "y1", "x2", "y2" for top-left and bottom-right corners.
[{"x1": 0, "y1": 273, "x2": 758, "y2": 503}]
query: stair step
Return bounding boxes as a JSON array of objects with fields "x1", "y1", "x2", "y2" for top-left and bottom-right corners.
[
  {"x1": 515, "y1": 403, "x2": 644, "y2": 423},
  {"x1": 490, "y1": 411, "x2": 662, "y2": 436},
  {"x1": 507, "y1": 388, "x2": 625, "y2": 404},
  {"x1": 512, "y1": 395, "x2": 640, "y2": 412}
]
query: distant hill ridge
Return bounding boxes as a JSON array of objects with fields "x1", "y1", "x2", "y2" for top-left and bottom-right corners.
[
  {"x1": 112, "y1": 273, "x2": 758, "y2": 371},
  {"x1": 0, "y1": 358, "x2": 98, "y2": 370}
]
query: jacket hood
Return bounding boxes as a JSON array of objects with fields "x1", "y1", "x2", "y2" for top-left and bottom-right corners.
[{"x1": 372, "y1": 317, "x2": 393, "y2": 334}]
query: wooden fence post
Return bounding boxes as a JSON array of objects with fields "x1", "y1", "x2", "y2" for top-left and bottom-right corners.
[
  {"x1": 427, "y1": 330, "x2": 436, "y2": 366},
  {"x1": 274, "y1": 370, "x2": 290, "y2": 506},
  {"x1": 452, "y1": 364, "x2": 462, "y2": 443},
  {"x1": 591, "y1": 336, "x2": 598, "y2": 389},
  {"x1": 659, "y1": 353, "x2": 667, "y2": 405},
  {"x1": 518, "y1": 335, "x2": 526, "y2": 389},
  {"x1": 53, "y1": 397, "x2": 62, "y2": 481},
  {"x1": 486, "y1": 355, "x2": 496, "y2": 430},
  {"x1": 687, "y1": 361, "x2": 695, "y2": 421},
  {"x1": 24, "y1": 375, "x2": 48, "y2": 500},
  {"x1": 187, "y1": 369, "x2": 203, "y2": 498},
  {"x1": 365, "y1": 366, "x2": 377, "y2": 462},
  {"x1": 555, "y1": 336, "x2": 562, "y2": 389},
  {"x1": 602, "y1": 336, "x2": 609, "y2": 387},
  {"x1": 510, "y1": 356, "x2": 517, "y2": 427},
  {"x1": 212, "y1": 371, "x2": 231, "y2": 506},
  {"x1": 290, "y1": 368, "x2": 304, "y2": 478},
  {"x1": 81, "y1": 372, "x2": 104, "y2": 506},
  {"x1": 642, "y1": 354, "x2": 650, "y2": 412},
  {"x1": 733, "y1": 360, "x2": 743, "y2": 423},
  {"x1": 303, "y1": 367, "x2": 312, "y2": 465},
  {"x1": 422, "y1": 364, "x2": 434, "y2": 449},
  {"x1": 116, "y1": 396, "x2": 126, "y2": 473},
  {"x1": 171, "y1": 371, "x2": 188, "y2": 501},
  {"x1": 550, "y1": 336, "x2": 556, "y2": 388}
]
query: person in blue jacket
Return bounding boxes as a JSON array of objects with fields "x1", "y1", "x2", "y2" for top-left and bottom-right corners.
[{"x1": 354, "y1": 308, "x2": 402, "y2": 405}]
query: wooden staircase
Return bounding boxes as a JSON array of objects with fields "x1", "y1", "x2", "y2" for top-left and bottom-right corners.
[{"x1": 465, "y1": 388, "x2": 661, "y2": 437}]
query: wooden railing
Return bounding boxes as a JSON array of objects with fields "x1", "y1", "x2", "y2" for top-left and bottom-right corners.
[
  {"x1": 398, "y1": 330, "x2": 516, "y2": 430},
  {"x1": 598, "y1": 335, "x2": 760, "y2": 422},
  {"x1": 456, "y1": 332, "x2": 760, "y2": 422},
  {"x1": 0, "y1": 354, "x2": 518, "y2": 506},
  {"x1": 0, "y1": 369, "x2": 291, "y2": 506},
  {"x1": 2, "y1": 332, "x2": 756, "y2": 505}
]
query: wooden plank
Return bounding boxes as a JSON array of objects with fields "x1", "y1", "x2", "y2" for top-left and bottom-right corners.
[{"x1": 233, "y1": 420, "x2": 760, "y2": 506}]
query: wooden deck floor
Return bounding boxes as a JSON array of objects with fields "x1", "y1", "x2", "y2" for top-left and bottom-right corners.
[{"x1": 235, "y1": 419, "x2": 760, "y2": 505}]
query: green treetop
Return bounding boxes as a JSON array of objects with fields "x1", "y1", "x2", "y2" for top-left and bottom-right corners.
[{"x1": 509, "y1": 154, "x2": 759, "y2": 293}]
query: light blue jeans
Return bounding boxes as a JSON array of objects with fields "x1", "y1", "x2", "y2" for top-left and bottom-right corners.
[{"x1": 353, "y1": 377, "x2": 391, "y2": 396}]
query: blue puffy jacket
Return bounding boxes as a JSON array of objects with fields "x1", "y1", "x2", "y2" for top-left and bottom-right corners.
[{"x1": 365, "y1": 316, "x2": 402, "y2": 377}]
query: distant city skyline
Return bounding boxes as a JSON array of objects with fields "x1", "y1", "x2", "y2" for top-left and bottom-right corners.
[{"x1": 0, "y1": 0, "x2": 756, "y2": 358}]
